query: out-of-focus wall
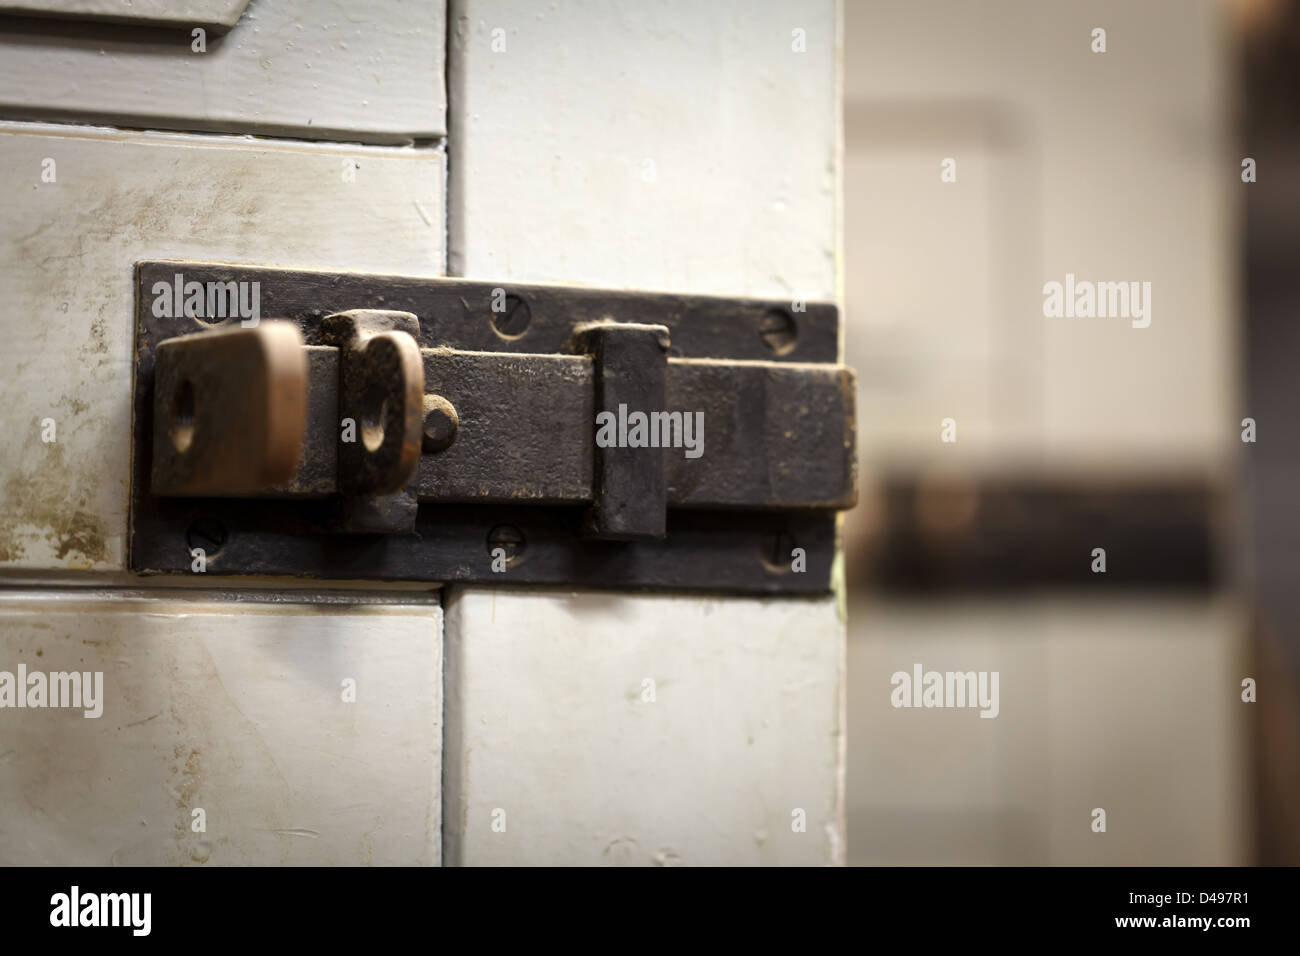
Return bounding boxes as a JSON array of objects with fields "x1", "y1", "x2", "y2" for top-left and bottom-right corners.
[{"x1": 843, "y1": 0, "x2": 1248, "y2": 864}]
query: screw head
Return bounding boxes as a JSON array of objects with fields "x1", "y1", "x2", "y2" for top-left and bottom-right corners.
[
  {"x1": 486, "y1": 524, "x2": 525, "y2": 563},
  {"x1": 422, "y1": 394, "x2": 459, "y2": 453},
  {"x1": 759, "y1": 309, "x2": 797, "y2": 355},
  {"x1": 491, "y1": 293, "x2": 531, "y2": 339},
  {"x1": 186, "y1": 516, "x2": 227, "y2": 558},
  {"x1": 760, "y1": 530, "x2": 797, "y2": 573}
]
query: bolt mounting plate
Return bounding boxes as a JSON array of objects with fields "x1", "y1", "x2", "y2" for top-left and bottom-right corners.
[{"x1": 129, "y1": 260, "x2": 855, "y2": 594}]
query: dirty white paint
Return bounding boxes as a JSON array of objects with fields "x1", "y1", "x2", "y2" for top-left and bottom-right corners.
[
  {"x1": 0, "y1": 0, "x2": 249, "y2": 31},
  {"x1": 0, "y1": 0, "x2": 445, "y2": 142},
  {"x1": 0, "y1": 591, "x2": 443, "y2": 865},
  {"x1": 443, "y1": 589, "x2": 843, "y2": 866},
  {"x1": 443, "y1": 0, "x2": 844, "y2": 865},
  {"x1": 447, "y1": 0, "x2": 838, "y2": 300},
  {"x1": 0, "y1": 3, "x2": 448, "y2": 871},
  {"x1": 0, "y1": 121, "x2": 444, "y2": 571}
]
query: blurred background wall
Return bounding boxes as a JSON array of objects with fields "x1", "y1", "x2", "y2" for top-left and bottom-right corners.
[{"x1": 841, "y1": 0, "x2": 1298, "y2": 864}]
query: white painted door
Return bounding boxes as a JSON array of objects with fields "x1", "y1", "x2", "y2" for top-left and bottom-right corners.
[
  {"x1": 0, "y1": 0, "x2": 448, "y2": 865},
  {"x1": 441, "y1": 0, "x2": 845, "y2": 866},
  {"x1": 0, "y1": 0, "x2": 846, "y2": 866}
]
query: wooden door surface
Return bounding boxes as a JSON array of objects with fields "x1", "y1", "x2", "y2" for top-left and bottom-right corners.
[{"x1": 0, "y1": 0, "x2": 847, "y2": 866}]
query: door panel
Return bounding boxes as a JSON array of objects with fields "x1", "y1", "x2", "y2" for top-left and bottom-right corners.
[
  {"x1": 1, "y1": 1, "x2": 248, "y2": 31},
  {"x1": 443, "y1": 589, "x2": 844, "y2": 865},
  {"x1": 443, "y1": 0, "x2": 845, "y2": 865},
  {"x1": 841, "y1": 0, "x2": 1245, "y2": 865},
  {"x1": 0, "y1": 3, "x2": 449, "y2": 871},
  {"x1": 0, "y1": 591, "x2": 442, "y2": 865},
  {"x1": 0, "y1": 0, "x2": 445, "y2": 142},
  {"x1": 0, "y1": 121, "x2": 444, "y2": 572},
  {"x1": 446, "y1": 0, "x2": 838, "y2": 298},
  {"x1": 846, "y1": 596, "x2": 1247, "y2": 865}
]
